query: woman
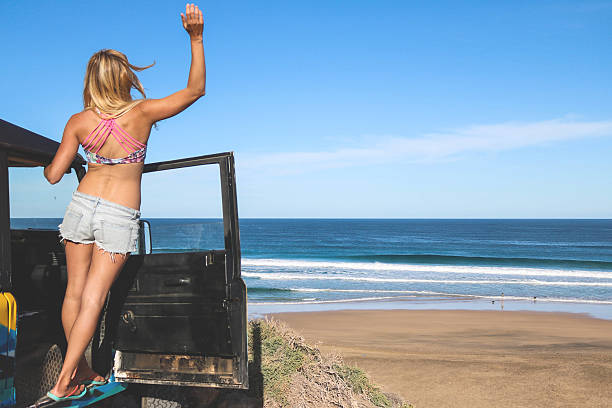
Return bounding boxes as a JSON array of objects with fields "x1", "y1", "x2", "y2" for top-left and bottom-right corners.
[{"x1": 42, "y1": 3, "x2": 205, "y2": 401}]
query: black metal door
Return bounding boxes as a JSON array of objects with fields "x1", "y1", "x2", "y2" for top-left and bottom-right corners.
[{"x1": 98, "y1": 152, "x2": 247, "y2": 389}]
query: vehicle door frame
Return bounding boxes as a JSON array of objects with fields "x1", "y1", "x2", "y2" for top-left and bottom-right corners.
[
  {"x1": 141, "y1": 151, "x2": 242, "y2": 283},
  {"x1": 109, "y1": 151, "x2": 248, "y2": 389}
]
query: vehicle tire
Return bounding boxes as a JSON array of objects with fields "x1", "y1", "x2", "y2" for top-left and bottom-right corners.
[
  {"x1": 116, "y1": 384, "x2": 188, "y2": 408},
  {"x1": 140, "y1": 385, "x2": 189, "y2": 408},
  {"x1": 38, "y1": 344, "x2": 63, "y2": 396},
  {"x1": 15, "y1": 343, "x2": 63, "y2": 407},
  {"x1": 107, "y1": 387, "x2": 140, "y2": 408},
  {"x1": 108, "y1": 384, "x2": 222, "y2": 408}
]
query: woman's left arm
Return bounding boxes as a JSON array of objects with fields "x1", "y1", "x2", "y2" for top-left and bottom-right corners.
[{"x1": 44, "y1": 116, "x2": 80, "y2": 184}]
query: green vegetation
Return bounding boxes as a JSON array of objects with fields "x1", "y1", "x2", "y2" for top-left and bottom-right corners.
[
  {"x1": 336, "y1": 363, "x2": 391, "y2": 407},
  {"x1": 258, "y1": 319, "x2": 308, "y2": 405},
  {"x1": 334, "y1": 363, "x2": 413, "y2": 408},
  {"x1": 247, "y1": 317, "x2": 413, "y2": 408}
]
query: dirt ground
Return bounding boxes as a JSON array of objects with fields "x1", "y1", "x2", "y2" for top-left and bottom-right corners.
[{"x1": 267, "y1": 309, "x2": 612, "y2": 408}]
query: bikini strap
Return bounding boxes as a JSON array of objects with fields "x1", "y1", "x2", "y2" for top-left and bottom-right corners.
[{"x1": 84, "y1": 101, "x2": 146, "y2": 153}]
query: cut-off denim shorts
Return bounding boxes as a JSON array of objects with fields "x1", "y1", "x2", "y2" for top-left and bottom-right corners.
[{"x1": 58, "y1": 190, "x2": 141, "y2": 262}]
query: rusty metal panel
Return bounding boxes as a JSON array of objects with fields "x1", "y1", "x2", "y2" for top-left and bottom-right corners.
[{"x1": 113, "y1": 351, "x2": 245, "y2": 389}]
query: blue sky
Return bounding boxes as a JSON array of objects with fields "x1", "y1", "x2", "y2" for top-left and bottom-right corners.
[{"x1": 2, "y1": 0, "x2": 612, "y2": 218}]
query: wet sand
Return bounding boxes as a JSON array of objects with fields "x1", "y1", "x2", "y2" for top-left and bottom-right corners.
[{"x1": 266, "y1": 309, "x2": 612, "y2": 408}]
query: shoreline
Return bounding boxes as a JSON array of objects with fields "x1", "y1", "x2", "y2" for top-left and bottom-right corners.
[
  {"x1": 264, "y1": 308, "x2": 612, "y2": 407},
  {"x1": 247, "y1": 295, "x2": 612, "y2": 320}
]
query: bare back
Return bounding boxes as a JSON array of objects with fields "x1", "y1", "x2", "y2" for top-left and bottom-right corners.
[
  {"x1": 74, "y1": 103, "x2": 152, "y2": 211},
  {"x1": 43, "y1": 3, "x2": 205, "y2": 209}
]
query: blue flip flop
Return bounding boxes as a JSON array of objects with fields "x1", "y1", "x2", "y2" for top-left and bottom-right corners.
[
  {"x1": 82, "y1": 378, "x2": 108, "y2": 387},
  {"x1": 81, "y1": 374, "x2": 108, "y2": 387},
  {"x1": 46, "y1": 385, "x2": 88, "y2": 402}
]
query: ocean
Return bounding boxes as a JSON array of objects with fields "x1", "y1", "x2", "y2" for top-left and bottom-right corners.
[{"x1": 11, "y1": 218, "x2": 612, "y2": 318}]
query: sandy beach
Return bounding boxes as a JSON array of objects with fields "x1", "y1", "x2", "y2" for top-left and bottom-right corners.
[{"x1": 266, "y1": 309, "x2": 612, "y2": 408}]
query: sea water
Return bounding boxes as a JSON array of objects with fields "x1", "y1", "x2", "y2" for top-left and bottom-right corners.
[{"x1": 12, "y1": 218, "x2": 612, "y2": 318}]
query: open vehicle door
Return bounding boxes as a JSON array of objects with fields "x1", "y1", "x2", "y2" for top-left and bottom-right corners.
[{"x1": 96, "y1": 152, "x2": 248, "y2": 392}]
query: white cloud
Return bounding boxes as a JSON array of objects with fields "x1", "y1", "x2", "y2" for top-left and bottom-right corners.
[{"x1": 237, "y1": 118, "x2": 612, "y2": 174}]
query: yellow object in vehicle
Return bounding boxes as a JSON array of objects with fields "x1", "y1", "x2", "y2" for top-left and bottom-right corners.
[
  {"x1": 0, "y1": 292, "x2": 17, "y2": 407},
  {"x1": 0, "y1": 293, "x2": 17, "y2": 334}
]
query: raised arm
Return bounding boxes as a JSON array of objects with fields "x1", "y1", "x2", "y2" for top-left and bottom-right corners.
[{"x1": 140, "y1": 3, "x2": 206, "y2": 123}]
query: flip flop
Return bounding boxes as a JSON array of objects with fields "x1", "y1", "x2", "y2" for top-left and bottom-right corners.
[
  {"x1": 81, "y1": 373, "x2": 108, "y2": 386},
  {"x1": 46, "y1": 384, "x2": 88, "y2": 402}
]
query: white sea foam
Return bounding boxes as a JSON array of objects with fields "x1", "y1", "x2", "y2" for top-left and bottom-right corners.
[
  {"x1": 242, "y1": 258, "x2": 612, "y2": 279},
  {"x1": 247, "y1": 290, "x2": 612, "y2": 306},
  {"x1": 242, "y1": 271, "x2": 612, "y2": 287},
  {"x1": 284, "y1": 288, "x2": 612, "y2": 304},
  {"x1": 249, "y1": 295, "x2": 417, "y2": 305}
]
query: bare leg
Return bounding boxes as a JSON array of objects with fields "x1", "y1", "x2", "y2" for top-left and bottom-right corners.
[
  {"x1": 61, "y1": 241, "x2": 104, "y2": 384},
  {"x1": 51, "y1": 244, "x2": 128, "y2": 397}
]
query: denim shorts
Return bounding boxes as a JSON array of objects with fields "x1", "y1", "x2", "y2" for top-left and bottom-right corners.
[{"x1": 58, "y1": 190, "x2": 141, "y2": 262}]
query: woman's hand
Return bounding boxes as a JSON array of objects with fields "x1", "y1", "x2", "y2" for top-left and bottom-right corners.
[{"x1": 181, "y1": 3, "x2": 204, "y2": 40}]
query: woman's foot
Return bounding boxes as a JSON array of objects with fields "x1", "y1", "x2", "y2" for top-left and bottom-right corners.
[
  {"x1": 74, "y1": 367, "x2": 106, "y2": 385},
  {"x1": 72, "y1": 357, "x2": 106, "y2": 385},
  {"x1": 48, "y1": 382, "x2": 86, "y2": 400}
]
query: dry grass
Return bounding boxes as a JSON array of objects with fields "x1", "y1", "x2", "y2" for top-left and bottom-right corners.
[{"x1": 248, "y1": 316, "x2": 413, "y2": 408}]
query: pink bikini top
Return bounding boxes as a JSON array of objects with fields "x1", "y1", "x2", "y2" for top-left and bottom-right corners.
[{"x1": 82, "y1": 106, "x2": 146, "y2": 165}]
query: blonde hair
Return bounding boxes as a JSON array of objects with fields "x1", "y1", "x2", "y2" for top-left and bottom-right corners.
[{"x1": 83, "y1": 49, "x2": 154, "y2": 118}]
